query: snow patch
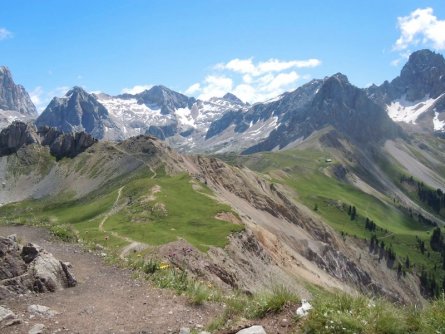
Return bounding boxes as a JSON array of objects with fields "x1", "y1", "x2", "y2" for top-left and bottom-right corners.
[
  {"x1": 387, "y1": 94, "x2": 444, "y2": 124},
  {"x1": 175, "y1": 107, "x2": 195, "y2": 127},
  {"x1": 433, "y1": 111, "x2": 445, "y2": 131}
]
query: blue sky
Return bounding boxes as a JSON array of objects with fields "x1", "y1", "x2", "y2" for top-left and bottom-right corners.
[{"x1": 1, "y1": 1, "x2": 444, "y2": 110}]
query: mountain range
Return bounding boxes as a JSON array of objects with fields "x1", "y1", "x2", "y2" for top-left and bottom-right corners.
[
  {"x1": 2, "y1": 49, "x2": 445, "y2": 154},
  {"x1": 2, "y1": 50, "x2": 445, "y2": 328}
]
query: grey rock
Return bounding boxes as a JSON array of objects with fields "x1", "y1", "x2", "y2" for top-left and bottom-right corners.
[
  {"x1": 36, "y1": 86, "x2": 116, "y2": 140},
  {"x1": 0, "y1": 236, "x2": 77, "y2": 299},
  {"x1": 0, "y1": 121, "x2": 40, "y2": 156},
  {"x1": 132, "y1": 85, "x2": 196, "y2": 116},
  {"x1": 28, "y1": 323, "x2": 45, "y2": 334},
  {"x1": 367, "y1": 49, "x2": 445, "y2": 105},
  {"x1": 0, "y1": 121, "x2": 97, "y2": 159},
  {"x1": 0, "y1": 305, "x2": 21, "y2": 328},
  {"x1": 179, "y1": 327, "x2": 191, "y2": 334},
  {"x1": 223, "y1": 92, "x2": 244, "y2": 105},
  {"x1": 27, "y1": 304, "x2": 59, "y2": 318},
  {"x1": 206, "y1": 79, "x2": 322, "y2": 141},
  {"x1": 0, "y1": 66, "x2": 37, "y2": 116},
  {"x1": 28, "y1": 246, "x2": 77, "y2": 293},
  {"x1": 243, "y1": 74, "x2": 400, "y2": 154},
  {"x1": 236, "y1": 326, "x2": 267, "y2": 334},
  {"x1": 39, "y1": 126, "x2": 97, "y2": 160}
]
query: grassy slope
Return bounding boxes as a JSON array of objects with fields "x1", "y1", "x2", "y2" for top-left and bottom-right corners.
[
  {"x1": 0, "y1": 166, "x2": 243, "y2": 252},
  {"x1": 224, "y1": 147, "x2": 444, "y2": 277}
]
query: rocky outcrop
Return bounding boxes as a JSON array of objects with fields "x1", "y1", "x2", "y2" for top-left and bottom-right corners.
[
  {"x1": 0, "y1": 121, "x2": 40, "y2": 156},
  {"x1": 0, "y1": 121, "x2": 97, "y2": 159},
  {"x1": 0, "y1": 235, "x2": 76, "y2": 300},
  {"x1": 39, "y1": 126, "x2": 97, "y2": 159},
  {"x1": 36, "y1": 86, "x2": 116, "y2": 139},
  {"x1": 0, "y1": 66, "x2": 36, "y2": 116},
  {"x1": 367, "y1": 49, "x2": 445, "y2": 105},
  {"x1": 0, "y1": 305, "x2": 20, "y2": 328}
]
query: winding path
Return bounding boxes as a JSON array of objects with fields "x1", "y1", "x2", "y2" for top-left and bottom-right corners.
[{"x1": 98, "y1": 186, "x2": 148, "y2": 258}]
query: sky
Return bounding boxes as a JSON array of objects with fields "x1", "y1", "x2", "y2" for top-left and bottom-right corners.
[{"x1": 1, "y1": 0, "x2": 445, "y2": 111}]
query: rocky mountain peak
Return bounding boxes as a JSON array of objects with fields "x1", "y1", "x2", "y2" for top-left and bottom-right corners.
[
  {"x1": 135, "y1": 85, "x2": 195, "y2": 115},
  {"x1": 66, "y1": 86, "x2": 89, "y2": 97},
  {"x1": 328, "y1": 72, "x2": 350, "y2": 85},
  {"x1": 0, "y1": 66, "x2": 37, "y2": 116},
  {"x1": 397, "y1": 49, "x2": 445, "y2": 101},
  {"x1": 402, "y1": 49, "x2": 445, "y2": 74},
  {"x1": 316, "y1": 73, "x2": 354, "y2": 102},
  {"x1": 222, "y1": 92, "x2": 244, "y2": 105},
  {"x1": 35, "y1": 86, "x2": 113, "y2": 139},
  {"x1": 0, "y1": 66, "x2": 10, "y2": 75},
  {"x1": 368, "y1": 49, "x2": 445, "y2": 105}
]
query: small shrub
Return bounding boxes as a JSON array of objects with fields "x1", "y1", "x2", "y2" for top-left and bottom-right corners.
[
  {"x1": 49, "y1": 224, "x2": 77, "y2": 242},
  {"x1": 142, "y1": 259, "x2": 159, "y2": 274},
  {"x1": 187, "y1": 282, "x2": 211, "y2": 305},
  {"x1": 420, "y1": 295, "x2": 445, "y2": 333},
  {"x1": 251, "y1": 285, "x2": 299, "y2": 318}
]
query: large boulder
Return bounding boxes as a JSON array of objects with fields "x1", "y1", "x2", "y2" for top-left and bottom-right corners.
[
  {"x1": 0, "y1": 235, "x2": 76, "y2": 300},
  {"x1": 0, "y1": 121, "x2": 40, "y2": 156},
  {"x1": 0, "y1": 305, "x2": 21, "y2": 328}
]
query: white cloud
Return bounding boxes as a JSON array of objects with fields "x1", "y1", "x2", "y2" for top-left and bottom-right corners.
[
  {"x1": 121, "y1": 84, "x2": 153, "y2": 95},
  {"x1": 0, "y1": 27, "x2": 12, "y2": 40},
  {"x1": 394, "y1": 7, "x2": 445, "y2": 50},
  {"x1": 30, "y1": 86, "x2": 43, "y2": 107},
  {"x1": 263, "y1": 71, "x2": 300, "y2": 92},
  {"x1": 30, "y1": 86, "x2": 70, "y2": 113},
  {"x1": 184, "y1": 83, "x2": 201, "y2": 95},
  {"x1": 188, "y1": 57, "x2": 320, "y2": 103},
  {"x1": 197, "y1": 75, "x2": 233, "y2": 101},
  {"x1": 216, "y1": 57, "x2": 321, "y2": 77}
]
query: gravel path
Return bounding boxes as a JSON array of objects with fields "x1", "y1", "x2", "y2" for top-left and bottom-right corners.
[{"x1": 0, "y1": 225, "x2": 218, "y2": 334}]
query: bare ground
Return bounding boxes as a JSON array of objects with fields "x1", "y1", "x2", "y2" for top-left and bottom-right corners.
[{"x1": 0, "y1": 225, "x2": 219, "y2": 334}]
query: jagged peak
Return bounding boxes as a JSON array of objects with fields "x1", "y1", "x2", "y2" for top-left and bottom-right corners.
[
  {"x1": 222, "y1": 92, "x2": 244, "y2": 104},
  {"x1": 63, "y1": 86, "x2": 95, "y2": 101},
  {"x1": 67, "y1": 86, "x2": 88, "y2": 95},
  {"x1": 0, "y1": 66, "x2": 11, "y2": 75},
  {"x1": 407, "y1": 49, "x2": 444, "y2": 64},
  {"x1": 144, "y1": 85, "x2": 177, "y2": 96},
  {"x1": 328, "y1": 73, "x2": 350, "y2": 85},
  {"x1": 401, "y1": 49, "x2": 445, "y2": 77}
]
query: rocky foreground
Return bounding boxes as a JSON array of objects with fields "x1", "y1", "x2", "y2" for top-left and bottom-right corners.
[{"x1": 0, "y1": 226, "x2": 297, "y2": 334}]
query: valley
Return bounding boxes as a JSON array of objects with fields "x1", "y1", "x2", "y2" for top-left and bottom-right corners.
[{"x1": 1, "y1": 49, "x2": 445, "y2": 333}]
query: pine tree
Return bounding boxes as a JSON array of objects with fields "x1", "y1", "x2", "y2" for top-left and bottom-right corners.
[
  {"x1": 405, "y1": 256, "x2": 410, "y2": 269},
  {"x1": 351, "y1": 206, "x2": 357, "y2": 220}
]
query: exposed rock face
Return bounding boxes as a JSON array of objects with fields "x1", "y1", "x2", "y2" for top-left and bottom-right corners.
[
  {"x1": 367, "y1": 49, "x2": 445, "y2": 105},
  {"x1": 0, "y1": 235, "x2": 76, "y2": 300},
  {"x1": 206, "y1": 79, "x2": 323, "y2": 141},
  {"x1": 222, "y1": 92, "x2": 245, "y2": 105},
  {"x1": 0, "y1": 66, "x2": 37, "y2": 116},
  {"x1": 243, "y1": 74, "x2": 400, "y2": 154},
  {"x1": 131, "y1": 85, "x2": 196, "y2": 115},
  {"x1": 366, "y1": 50, "x2": 445, "y2": 134},
  {"x1": 0, "y1": 121, "x2": 97, "y2": 159},
  {"x1": 38, "y1": 126, "x2": 97, "y2": 159},
  {"x1": 36, "y1": 86, "x2": 116, "y2": 139},
  {"x1": 0, "y1": 121, "x2": 40, "y2": 156}
]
